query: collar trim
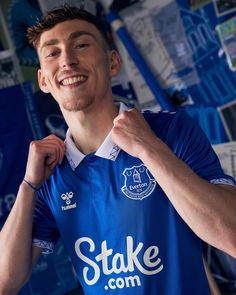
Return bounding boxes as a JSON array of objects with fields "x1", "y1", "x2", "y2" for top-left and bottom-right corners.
[{"x1": 65, "y1": 102, "x2": 128, "y2": 170}]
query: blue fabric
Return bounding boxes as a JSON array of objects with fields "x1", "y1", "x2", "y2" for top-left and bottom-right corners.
[
  {"x1": 33, "y1": 110, "x2": 235, "y2": 294},
  {"x1": 205, "y1": 245, "x2": 236, "y2": 293}
]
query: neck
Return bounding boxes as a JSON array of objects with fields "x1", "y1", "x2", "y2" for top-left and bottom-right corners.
[{"x1": 63, "y1": 100, "x2": 119, "y2": 155}]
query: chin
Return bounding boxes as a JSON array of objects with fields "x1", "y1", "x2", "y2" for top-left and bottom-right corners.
[{"x1": 62, "y1": 100, "x2": 93, "y2": 112}]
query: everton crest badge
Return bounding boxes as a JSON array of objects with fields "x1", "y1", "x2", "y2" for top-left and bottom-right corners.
[{"x1": 121, "y1": 164, "x2": 156, "y2": 200}]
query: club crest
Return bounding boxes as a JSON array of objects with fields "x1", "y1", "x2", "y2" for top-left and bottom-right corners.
[{"x1": 121, "y1": 164, "x2": 156, "y2": 200}]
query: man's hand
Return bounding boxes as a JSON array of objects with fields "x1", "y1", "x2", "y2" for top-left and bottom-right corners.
[
  {"x1": 112, "y1": 108, "x2": 159, "y2": 158},
  {"x1": 24, "y1": 134, "x2": 65, "y2": 189}
]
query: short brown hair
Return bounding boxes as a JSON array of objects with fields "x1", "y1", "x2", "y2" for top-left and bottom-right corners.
[{"x1": 27, "y1": 5, "x2": 110, "y2": 48}]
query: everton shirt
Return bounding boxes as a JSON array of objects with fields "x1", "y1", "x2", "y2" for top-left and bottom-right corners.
[{"x1": 32, "y1": 104, "x2": 236, "y2": 294}]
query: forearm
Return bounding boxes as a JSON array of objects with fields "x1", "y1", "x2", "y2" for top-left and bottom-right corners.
[
  {"x1": 0, "y1": 182, "x2": 37, "y2": 293},
  {"x1": 140, "y1": 138, "x2": 236, "y2": 257},
  {"x1": 0, "y1": 135, "x2": 64, "y2": 293}
]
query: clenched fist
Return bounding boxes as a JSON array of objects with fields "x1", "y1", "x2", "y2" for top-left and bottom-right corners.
[
  {"x1": 24, "y1": 134, "x2": 65, "y2": 189},
  {"x1": 112, "y1": 108, "x2": 160, "y2": 159}
]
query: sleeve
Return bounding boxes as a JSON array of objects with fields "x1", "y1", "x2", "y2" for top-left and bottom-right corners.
[
  {"x1": 32, "y1": 190, "x2": 60, "y2": 254},
  {"x1": 168, "y1": 111, "x2": 236, "y2": 186}
]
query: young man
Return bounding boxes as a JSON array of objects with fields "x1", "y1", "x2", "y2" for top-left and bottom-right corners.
[{"x1": 0, "y1": 5, "x2": 236, "y2": 295}]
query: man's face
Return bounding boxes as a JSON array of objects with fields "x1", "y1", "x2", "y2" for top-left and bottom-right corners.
[{"x1": 37, "y1": 19, "x2": 120, "y2": 112}]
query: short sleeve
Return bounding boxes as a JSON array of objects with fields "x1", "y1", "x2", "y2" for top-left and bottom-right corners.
[
  {"x1": 32, "y1": 191, "x2": 60, "y2": 254},
  {"x1": 166, "y1": 111, "x2": 236, "y2": 186}
]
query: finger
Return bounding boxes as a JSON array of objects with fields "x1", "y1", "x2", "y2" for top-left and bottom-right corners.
[
  {"x1": 45, "y1": 151, "x2": 58, "y2": 167},
  {"x1": 113, "y1": 110, "x2": 128, "y2": 123},
  {"x1": 44, "y1": 144, "x2": 60, "y2": 167},
  {"x1": 58, "y1": 143, "x2": 65, "y2": 165},
  {"x1": 42, "y1": 134, "x2": 64, "y2": 150},
  {"x1": 46, "y1": 157, "x2": 59, "y2": 171},
  {"x1": 113, "y1": 115, "x2": 127, "y2": 128},
  {"x1": 52, "y1": 140, "x2": 65, "y2": 165},
  {"x1": 114, "y1": 108, "x2": 139, "y2": 124},
  {"x1": 42, "y1": 135, "x2": 65, "y2": 164},
  {"x1": 42, "y1": 134, "x2": 60, "y2": 141},
  {"x1": 52, "y1": 138, "x2": 65, "y2": 164},
  {"x1": 127, "y1": 108, "x2": 137, "y2": 113},
  {"x1": 53, "y1": 137, "x2": 65, "y2": 163}
]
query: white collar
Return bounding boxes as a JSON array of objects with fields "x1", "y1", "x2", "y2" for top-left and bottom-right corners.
[{"x1": 65, "y1": 102, "x2": 128, "y2": 170}]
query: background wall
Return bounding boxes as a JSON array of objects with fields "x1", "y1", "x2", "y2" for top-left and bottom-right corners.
[{"x1": 0, "y1": 0, "x2": 236, "y2": 294}]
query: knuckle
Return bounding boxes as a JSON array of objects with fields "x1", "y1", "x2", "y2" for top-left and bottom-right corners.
[
  {"x1": 49, "y1": 134, "x2": 58, "y2": 140},
  {"x1": 122, "y1": 111, "x2": 128, "y2": 117},
  {"x1": 44, "y1": 134, "x2": 58, "y2": 141},
  {"x1": 29, "y1": 140, "x2": 39, "y2": 149}
]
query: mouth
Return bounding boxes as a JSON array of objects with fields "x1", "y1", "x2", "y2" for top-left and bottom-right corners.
[{"x1": 59, "y1": 75, "x2": 87, "y2": 86}]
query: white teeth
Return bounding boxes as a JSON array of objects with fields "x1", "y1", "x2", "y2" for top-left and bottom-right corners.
[{"x1": 61, "y1": 76, "x2": 85, "y2": 85}]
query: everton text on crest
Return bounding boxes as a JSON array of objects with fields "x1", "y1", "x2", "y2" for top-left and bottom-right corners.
[{"x1": 122, "y1": 164, "x2": 156, "y2": 200}]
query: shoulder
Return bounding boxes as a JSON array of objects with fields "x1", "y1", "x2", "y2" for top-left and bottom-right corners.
[
  {"x1": 142, "y1": 109, "x2": 195, "y2": 136},
  {"x1": 142, "y1": 108, "x2": 193, "y2": 123}
]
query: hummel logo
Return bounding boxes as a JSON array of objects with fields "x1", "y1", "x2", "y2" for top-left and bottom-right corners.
[
  {"x1": 61, "y1": 192, "x2": 73, "y2": 205},
  {"x1": 61, "y1": 192, "x2": 77, "y2": 211}
]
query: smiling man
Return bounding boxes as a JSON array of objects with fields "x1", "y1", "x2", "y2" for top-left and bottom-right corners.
[
  {"x1": 37, "y1": 19, "x2": 117, "y2": 115},
  {"x1": 0, "y1": 5, "x2": 236, "y2": 295}
]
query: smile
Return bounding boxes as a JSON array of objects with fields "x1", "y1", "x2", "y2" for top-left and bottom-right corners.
[{"x1": 61, "y1": 75, "x2": 87, "y2": 86}]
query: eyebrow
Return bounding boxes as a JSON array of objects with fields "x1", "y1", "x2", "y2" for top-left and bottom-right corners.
[{"x1": 39, "y1": 30, "x2": 98, "y2": 54}]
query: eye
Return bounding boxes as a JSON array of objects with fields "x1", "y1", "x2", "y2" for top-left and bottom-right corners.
[
  {"x1": 74, "y1": 42, "x2": 89, "y2": 49},
  {"x1": 46, "y1": 51, "x2": 58, "y2": 58}
]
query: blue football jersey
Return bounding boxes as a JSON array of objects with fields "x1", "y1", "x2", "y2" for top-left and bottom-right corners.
[{"x1": 32, "y1": 104, "x2": 235, "y2": 295}]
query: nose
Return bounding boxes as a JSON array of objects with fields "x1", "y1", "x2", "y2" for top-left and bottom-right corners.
[{"x1": 60, "y1": 48, "x2": 78, "y2": 68}]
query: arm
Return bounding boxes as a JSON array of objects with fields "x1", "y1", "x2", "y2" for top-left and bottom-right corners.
[
  {"x1": 112, "y1": 109, "x2": 236, "y2": 258},
  {"x1": 0, "y1": 134, "x2": 64, "y2": 294}
]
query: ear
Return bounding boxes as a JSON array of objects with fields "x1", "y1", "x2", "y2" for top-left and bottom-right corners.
[
  {"x1": 109, "y1": 50, "x2": 121, "y2": 77},
  {"x1": 38, "y1": 69, "x2": 50, "y2": 93}
]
